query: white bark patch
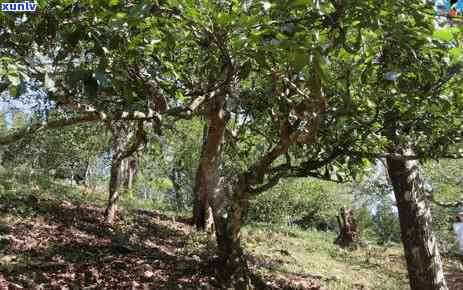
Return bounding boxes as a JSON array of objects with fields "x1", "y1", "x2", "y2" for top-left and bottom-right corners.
[{"x1": 416, "y1": 200, "x2": 428, "y2": 216}]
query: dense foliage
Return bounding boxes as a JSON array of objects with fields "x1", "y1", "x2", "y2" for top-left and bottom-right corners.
[{"x1": 1, "y1": 1, "x2": 462, "y2": 289}]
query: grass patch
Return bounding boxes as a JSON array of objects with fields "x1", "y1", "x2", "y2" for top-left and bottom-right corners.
[{"x1": 242, "y1": 224, "x2": 409, "y2": 290}]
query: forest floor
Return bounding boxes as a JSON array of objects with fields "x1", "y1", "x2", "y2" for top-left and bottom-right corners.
[{"x1": 0, "y1": 185, "x2": 462, "y2": 289}]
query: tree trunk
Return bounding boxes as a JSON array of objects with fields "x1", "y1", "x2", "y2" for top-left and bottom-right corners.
[
  {"x1": 386, "y1": 148, "x2": 448, "y2": 290},
  {"x1": 193, "y1": 94, "x2": 250, "y2": 287},
  {"x1": 104, "y1": 125, "x2": 127, "y2": 224},
  {"x1": 193, "y1": 164, "x2": 214, "y2": 231},
  {"x1": 103, "y1": 121, "x2": 145, "y2": 224},
  {"x1": 83, "y1": 161, "x2": 90, "y2": 188},
  {"x1": 170, "y1": 165, "x2": 184, "y2": 211},
  {"x1": 212, "y1": 182, "x2": 251, "y2": 290},
  {"x1": 192, "y1": 173, "x2": 214, "y2": 231},
  {"x1": 335, "y1": 207, "x2": 358, "y2": 249},
  {"x1": 120, "y1": 158, "x2": 128, "y2": 188},
  {"x1": 104, "y1": 158, "x2": 123, "y2": 224},
  {"x1": 125, "y1": 156, "x2": 138, "y2": 191},
  {"x1": 126, "y1": 165, "x2": 134, "y2": 190},
  {"x1": 193, "y1": 123, "x2": 214, "y2": 231}
]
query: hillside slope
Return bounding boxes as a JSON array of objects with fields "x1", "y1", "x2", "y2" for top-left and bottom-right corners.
[{"x1": 0, "y1": 188, "x2": 462, "y2": 289}]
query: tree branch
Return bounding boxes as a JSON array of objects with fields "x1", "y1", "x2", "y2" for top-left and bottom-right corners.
[
  {"x1": 348, "y1": 150, "x2": 463, "y2": 161},
  {"x1": 119, "y1": 121, "x2": 148, "y2": 160},
  {"x1": 0, "y1": 114, "x2": 100, "y2": 146}
]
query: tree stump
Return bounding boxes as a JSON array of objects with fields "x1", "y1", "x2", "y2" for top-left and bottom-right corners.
[{"x1": 335, "y1": 207, "x2": 358, "y2": 249}]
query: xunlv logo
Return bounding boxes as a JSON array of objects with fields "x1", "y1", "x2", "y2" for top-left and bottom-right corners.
[{"x1": 1, "y1": 2, "x2": 38, "y2": 12}]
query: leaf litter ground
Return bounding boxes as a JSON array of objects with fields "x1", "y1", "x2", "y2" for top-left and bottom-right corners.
[{"x1": 0, "y1": 193, "x2": 325, "y2": 289}]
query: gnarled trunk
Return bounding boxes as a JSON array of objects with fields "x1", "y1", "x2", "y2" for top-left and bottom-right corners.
[
  {"x1": 104, "y1": 134, "x2": 124, "y2": 224},
  {"x1": 192, "y1": 169, "x2": 214, "y2": 231},
  {"x1": 386, "y1": 149, "x2": 448, "y2": 290},
  {"x1": 104, "y1": 158, "x2": 123, "y2": 224},
  {"x1": 335, "y1": 207, "x2": 358, "y2": 249},
  {"x1": 192, "y1": 94, "x2": 250, "y2": 287},
  {"x1": 212, "y1": 181, "x2": 251, "y2": 290},
  {"x1": 104, "y1": 121, "x2": 145, "y2": 224},
  {"x1": 193, "y1": 123, "x2": 214, "y2": 231}
]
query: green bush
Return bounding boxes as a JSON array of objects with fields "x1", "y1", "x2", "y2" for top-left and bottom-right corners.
[
  {"x1": 247, "y1": 178, "x2": 350, "y2": 230},
  {"x1": 370, "y1": 201, "x2": 401, "y2": 244},
  {"x1": 0, "y1": 166, "x2": 16, "y2": 191}
]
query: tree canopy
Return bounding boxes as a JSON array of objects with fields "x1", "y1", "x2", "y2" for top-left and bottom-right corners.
[{"x1": 1, "y1": 1, "x2": 462, "y2": 289}]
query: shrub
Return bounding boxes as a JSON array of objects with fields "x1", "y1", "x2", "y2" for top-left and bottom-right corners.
[{"x1": 247, "y1": 178, "x2": 350, "y2": 230}]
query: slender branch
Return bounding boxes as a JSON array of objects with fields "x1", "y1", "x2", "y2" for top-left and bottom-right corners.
[
  {"x1": 248, "y1": 172, "x2": 286, "y2": 195},
  {"x1": 348, "y1": 150, "x2": 463, "y2": 161},
  {"x1": 347, "y1": 151, "x2": 420, "y2": 160},
  {"x1": 249, "y1": 164, "x2": 344, "y2": 195},
  {"x1": 0, "y1": 114, "x2": 100, "y2": 146},
  {"x1": 60, "y1": 97, "x2": 162, "y2": 121},
  {"x1": 162, "y1": 95, "x2": 207, "y2": 118}
]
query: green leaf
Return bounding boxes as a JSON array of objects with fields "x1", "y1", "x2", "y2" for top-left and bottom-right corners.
[
  {"x1": 290, "y1": 0, "x2": 311, "y2": 7},
  {"x1": 433, "y1": 29, "x2": 455, "y2": 42},
  {"x1": 7, "y1": 72, "x2": 20, "y2": 86},
  {"x1": 239, "y1": 60, "x2": 252, "y2": 80},
  {"x1": 291, "y1": 51, "x2": 310, "y2": 71},
  {"x1": 175, "y1": 91, "x2": 186, "y2": 102},
  {"x1": 9, "y1": 85, "x2": 19, "y2": 97},
  {"x1": 366, "y1": 99, "x2": 376, "y2": 108},
  {"x1": 450, "y1": 47, "x2": 463, "y2": 58},
  {"x1": 115, "y1": 12, "x2": 126, "y2": 19},
  {"x1": 216, "y1": 12, "x2": 230, "y2": 25}
]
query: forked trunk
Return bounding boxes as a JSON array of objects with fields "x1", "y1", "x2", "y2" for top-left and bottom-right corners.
[
  {"x1": 104, "y1": 128, "x2": 125, "y2": 224},
  {"x1": 195, "y1": 93, "x2": 250, "y2": 286},
  {"x1": 103, "y1": 121, "x2": 145, "y2": 224},
  {"x1": 386, "y1": 149, "x2": 448, "y2": 290}
]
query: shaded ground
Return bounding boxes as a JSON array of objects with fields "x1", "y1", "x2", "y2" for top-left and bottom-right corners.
[
  {"x1": 0, "y1": 193, "x2": 323, "y2": 289},
  {"x1": 1, "y1": 190, "x2": 462, "y2": 289}
]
